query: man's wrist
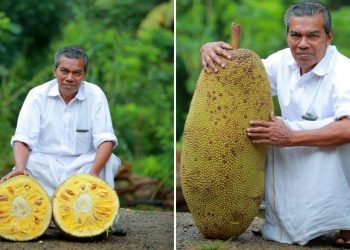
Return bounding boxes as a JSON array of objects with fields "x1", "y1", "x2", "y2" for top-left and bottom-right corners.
[
  {"x1": 287, "y1": 129, "x2": 294, "y2": 147},
  {"x1": 89, "y1": 168, "x2": 100, "y2": 176},
  {"x1": 14, "y1": 165, "x2": 27, "y2": 171}
]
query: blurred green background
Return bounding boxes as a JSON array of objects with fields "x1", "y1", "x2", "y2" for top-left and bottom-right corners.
[
  {"x1": 0, "y1": 0, "x2": 174, "y2": 199},
  {"x1": 176, "y1": 0, "x2": 350, "y2": 144}
]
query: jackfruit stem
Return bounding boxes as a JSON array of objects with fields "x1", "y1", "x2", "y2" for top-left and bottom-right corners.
[{"x1": 231, "y1": 23, "x2": 241, "y2": 49}]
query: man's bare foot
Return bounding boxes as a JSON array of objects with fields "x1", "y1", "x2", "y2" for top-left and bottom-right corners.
[{"x1": 334, "y1": 230, "x2": 350, "y2": 248}]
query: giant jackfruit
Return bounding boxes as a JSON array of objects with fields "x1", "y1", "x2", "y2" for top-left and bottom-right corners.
[
  {"x1": 180, "y1": 24, "x2": 272, "y2": 239},
  {"x1": 52, "y1": 174, "x2": 119, "y2": 238},
  {"x1": 0, "y1": 175, "x2": 51, "y2": 241}
]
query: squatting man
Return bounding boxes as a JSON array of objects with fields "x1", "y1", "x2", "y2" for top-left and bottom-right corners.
[
  {"x1": 0, "y1": 46, "x2": 125, "y2": 235},
  {"x1": 200, "y1": 0, "x2": 350, "y2": 247}
]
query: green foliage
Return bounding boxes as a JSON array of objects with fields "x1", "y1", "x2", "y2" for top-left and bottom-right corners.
[
  {"x1": 0, "y1": 1, "x2": 71, "y2": 75},
  {"x1": 0, "y1": 80, "x2": 16, "y2": 170},
  {"x1": 0, "y1": 11, "x2": 21, "y2": 78},
  {"x1": 332, "y1": 6, "x2": 350, "y2": 56},
  {"x1": 0, "y1": 1, "x2": 174, "y2": 189}
]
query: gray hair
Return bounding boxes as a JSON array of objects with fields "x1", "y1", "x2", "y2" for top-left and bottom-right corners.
[
  {"x1": 54, "y1": 46, "x2": 88, "y2": 72},
  {"x1": 284, "y1": 1, "x2": 332, "y2": 35}
]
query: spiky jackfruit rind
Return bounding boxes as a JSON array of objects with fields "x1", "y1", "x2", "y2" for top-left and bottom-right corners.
[
  {"x1": 181, "y1": 49, "x2": 272, "y2": 239},
  {"x1": 0, "y1": 175, "x2": 52, "y2": 241},
  {"x1": 52, "y1": 174, "x2": 119, "y2": 238}
]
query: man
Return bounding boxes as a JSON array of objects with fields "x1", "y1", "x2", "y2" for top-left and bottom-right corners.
[
  {"x1": 0, "y1": 46, "x2": 125, "y2": 235},
  {"x1": 200, "y1": 1, "x2": 350, "y2": 247}
]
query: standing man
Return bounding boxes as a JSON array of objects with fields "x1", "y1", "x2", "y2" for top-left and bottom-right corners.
[
  {"x1": 200, "y1": 1, "x2": 350, "y2": 247},
  {"x1": 0, "y1": 46, "x2": 125, "y2": 234}
]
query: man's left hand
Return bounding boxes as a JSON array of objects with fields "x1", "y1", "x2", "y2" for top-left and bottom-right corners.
[
  {"x1": 247, "y1": 112, "x2": 293, "y2": 147},
  {"x1": 88, "y1": 170, "x2": 100, "y2": 178},
  {"x1": 0, "y1": 169, "x2": 30, "y2": 183}
]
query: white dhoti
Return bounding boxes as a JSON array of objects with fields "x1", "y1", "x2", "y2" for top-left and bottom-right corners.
[
  {"x1": 263, "y1": 143, "x2": 350, "y2": 245},
  {"x1": 25, "y1": 152, "x2": 120, "y2": 197}
]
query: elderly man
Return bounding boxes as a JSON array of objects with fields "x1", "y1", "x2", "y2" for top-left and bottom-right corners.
[
  {"x1": 0, "y1": 45, "x2": 125, "y2": 235},
  {"x1": 200, "y1": 0, "x2": 350, "y2": 247}
]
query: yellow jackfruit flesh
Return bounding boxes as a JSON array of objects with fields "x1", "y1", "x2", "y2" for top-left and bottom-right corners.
[
  {"x1": 181, "y1": 38, "x2": 272, "y2": 239},
  {"x1": 0, "y1": 175, "x2": 52, "y2": 241},
  {"x1": 52, "y1": 174, "x2": 119, "y2": 238}
]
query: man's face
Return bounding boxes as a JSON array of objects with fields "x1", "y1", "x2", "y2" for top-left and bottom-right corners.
[
  {"x1": 287, "y1": 13, "x2": 333, "y2": 75},
  {"x1": 54, "y1": 56, "x2": 86, "y2": 99}
]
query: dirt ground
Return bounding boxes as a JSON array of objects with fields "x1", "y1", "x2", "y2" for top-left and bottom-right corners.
[
  {"x1": 0, "y1": 208, "x2": 174, "y2": 250},
  {"x1": 176, "y1": 212, "x2": 346, "y2": 250}
]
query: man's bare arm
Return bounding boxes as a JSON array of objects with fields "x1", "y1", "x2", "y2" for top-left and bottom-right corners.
[
  {"x1": 289, "y1": 118, "x2": 350, "y2": 147},
  {"x1": 247, "y1": 113, "x2": 350, "y2": 147},
  {"x1": 89, "y1": 141, "x2": 113, "y2": 177}
]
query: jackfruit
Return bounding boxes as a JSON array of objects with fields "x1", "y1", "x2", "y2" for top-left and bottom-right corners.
[
  {"x1": 180, "y1": 24, "x2": 272, "y2": 239},
  {"x1": 52, "y1": 174, "x2": 119, "y2": 238},
  {"x1": 0, "y1": 175, "x2": 51, "y2": 241}
]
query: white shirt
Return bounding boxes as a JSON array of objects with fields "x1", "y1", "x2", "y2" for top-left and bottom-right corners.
[
  {"x1": 11, "y1": 79, "x2": 117, "y2": 160},
  {"x1": 264, "y1": 45, "x2": 350, "y2": 126},
  {"x1": 262, "y1": 46, "x2": 350, "y2": 245}
]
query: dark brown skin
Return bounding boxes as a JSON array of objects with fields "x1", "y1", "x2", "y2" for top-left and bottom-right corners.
[
  {"x1": 200, "y1": 42, "x2": 233, "y2": 73},
  {"x1": 287, "y1": 14, "x2": 332, "y2": 75},
  {"x1": 247, "y1": 113, "x2": 350, "y2": 147},
  {"x1": 89, "y1": 141, "x2": 114, "y2": 176}
]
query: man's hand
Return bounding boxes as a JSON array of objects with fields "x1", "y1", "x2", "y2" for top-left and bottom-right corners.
[
  {"x1": 88, "y1": 141, "x2": 113, "y2": 178},
  {"x1": 247, "y1": 113, "x2": 293, "y2": 147},
  {"x1": 200, "y1": 42, "x2": 233, "y2": 73},
  {"x1": 88, "y1": 170, "x2": 100, "y2": 178},
  {"x1": 0, "y1": 169, "x2": 30, "y2": 183}
]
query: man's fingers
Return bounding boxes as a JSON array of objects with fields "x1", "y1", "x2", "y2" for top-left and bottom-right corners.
[
  {"x1": 89, "y1": 172, "x2": 100, "y2": 178},
  {"x1": 251, "y1": 138, "x2": 270, "y2": 144},
  {"x1": 213, "y1": 46, "x2": 232, "y2": 61},
  {"x1": 200, "y1": 41, "x2": 234, "y2": 73},
  {"x1": 250, "y1": 120, "x2": 271, "y2": 127},
  {"x1": 202, "y1": 57, "x2": 210, "y2": 73},
  {"x1": 247, "y1": 124, "x2": 270, "y2": 132},
  {"x1": 247, "y1": 132, "x2": 270, "y2": 138},
  {"x1": 209, "y1": 51, "x2": 225, "y2": 68},
  {"x1": 0, "y1": 173, "x2": 12, "y2": 183},
  {"x1": 218, "y1": 42, "x2": 234, "y2": 51},
  {"x1": 205, "y1": 57, "x2": 218, "y2": 73},
  {"x1": 0, "y1": 170, "x2": 29, "y2": 183},
  {"x1": 218, "y1": 42, "x2": 233, "y2": 60},
  {"x1": 270, "y1": 112, "x2": 277, "y2": 122},
  {"x1": 211, "y1": 47, "x2": 226, "y2": 65}
]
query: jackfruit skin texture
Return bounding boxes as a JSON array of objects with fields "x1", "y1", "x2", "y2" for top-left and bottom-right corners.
[
  {"x1": 181, "y1": 49, "x2": 272, "y2": 239},
  {"x1": 52, "y1": 174, "x2": 119, "y2": 238},
  {"x1": 0, "y1": 175, "x2": 52, "y2": 241}
]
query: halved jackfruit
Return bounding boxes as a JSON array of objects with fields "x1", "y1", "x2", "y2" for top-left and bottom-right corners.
[
  {"x1": 0, "y1": 175, "x2": 52, "y2": 241},
  {"x1": 52, "y1": 174, "x2": 119, "y2": 237}
]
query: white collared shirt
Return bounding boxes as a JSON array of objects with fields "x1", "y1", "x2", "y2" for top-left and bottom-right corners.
[
  {"x1": 263, "y1": 45, "x2": 350, "y2": 128},
  {"x1": 261, "y1": 46, "x2": 350, "y2": 245},
  {"x1": 11, "y1": 79, "x2": 117, "y2": 159}
]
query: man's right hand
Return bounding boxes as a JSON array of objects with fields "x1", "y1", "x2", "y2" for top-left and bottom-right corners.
[
  {"x1": 0, "y1": 169, "x2": 30, "y2": 183},
  {"x1": 200, "y1": 41, "x2": 233, "y2": 73}
]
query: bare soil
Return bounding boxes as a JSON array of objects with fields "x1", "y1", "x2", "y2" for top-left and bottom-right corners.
[
  {"x1": 176, "y1": 212, "x2": 345, "y2": 250},
  {"x1": 0, "y1": 208, "x2": 174, "y2": 250}
]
